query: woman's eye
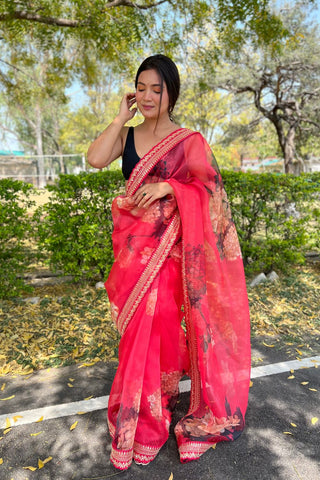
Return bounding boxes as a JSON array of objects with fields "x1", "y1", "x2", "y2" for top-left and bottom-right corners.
[
  {"x1": 137, "y1": 89, "x2": 145, "y2": 92},
  {"x1": 154, "y1": 91, "x2": 161, "y2": 95}
]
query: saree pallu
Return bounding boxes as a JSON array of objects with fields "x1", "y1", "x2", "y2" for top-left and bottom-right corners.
[{"x1": 105, "y1": 128, "x2": 251, "y2": 470}]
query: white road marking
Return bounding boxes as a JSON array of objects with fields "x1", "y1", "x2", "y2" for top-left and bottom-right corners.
[{"x1": 0, "y1": 356, "x2": 319, "y2": 430}]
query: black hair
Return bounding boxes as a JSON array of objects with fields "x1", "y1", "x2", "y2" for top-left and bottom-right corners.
[{"x1": 135, "y1": 54, "x2": 180, "y2": 120}]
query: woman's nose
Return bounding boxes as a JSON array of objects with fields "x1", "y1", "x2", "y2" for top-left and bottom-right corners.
[{"x1": 143, "y1": 88, "x2": 152, "y2": 101}]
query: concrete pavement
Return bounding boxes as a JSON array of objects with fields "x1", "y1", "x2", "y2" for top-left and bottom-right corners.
[{"x1": 0, "y1": 336, "x2": 319, "y2": 480}]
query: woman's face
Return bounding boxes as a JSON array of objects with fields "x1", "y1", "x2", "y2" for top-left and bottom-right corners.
[{"x1": 135, "y1": 69, "x2": 170, "y2": 120}]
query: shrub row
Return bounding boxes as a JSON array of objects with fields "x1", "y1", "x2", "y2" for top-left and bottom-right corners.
[
  {"x1": 0, "y1": 179, "x2": 35, "y2": 298},
  {"x1": 222, "y1": 171, "x2": 320, "y2": 273},
  {"x1": 34, "y1": 170, "x2": 124, "y2": 282},
  {"x1": 1, "y1": 170, "x2": 319, "y2": 298}
]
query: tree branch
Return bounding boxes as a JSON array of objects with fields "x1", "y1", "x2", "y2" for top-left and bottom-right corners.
[
  {"x1": 0, "y1": 1, "x2": 168, "y2": 26},
  {"x1": 0, "y1": 123, "x2": 35, "y2": 149},
  {"x1": 105, "y1": 0, "x2": 168, "y2": 9},
  {"x1": 0, "y1": 11, "x2": 80, "y2": 27}
]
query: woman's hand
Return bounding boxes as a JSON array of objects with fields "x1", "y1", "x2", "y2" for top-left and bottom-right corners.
[
  {"x1": 117, "y1": 93, "x2": 137, "y2": 124},
  {"x1": 132, "y1": 182, "x2": 174, "y2": 209}
]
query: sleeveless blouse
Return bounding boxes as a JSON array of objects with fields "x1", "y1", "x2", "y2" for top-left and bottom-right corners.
[{"x1": 122, "y1": 126, "x2": 140, "y2": 180}]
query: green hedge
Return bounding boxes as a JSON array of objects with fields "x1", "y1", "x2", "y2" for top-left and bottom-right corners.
[
  {"x1": 0, "y1": 179, "x2": 35, "y2": 298},
  {"x1": 222, "y1": 170, "x2": 320, "y2": 273},
  {"x1": 1, "y1": 170, "x2": 319, "y2": 298},
  {"x1": 34, "y1": 170, "x2": 124, "y2": 281}
]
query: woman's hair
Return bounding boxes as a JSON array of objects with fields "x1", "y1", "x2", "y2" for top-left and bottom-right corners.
[{"x1": 135, "y1": 54, "x2": 180, "y2": 120}]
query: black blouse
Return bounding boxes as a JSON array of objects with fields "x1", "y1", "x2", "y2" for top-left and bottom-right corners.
[{"x1": 122, "y1": 126, "x2": 140, "y2": 180}]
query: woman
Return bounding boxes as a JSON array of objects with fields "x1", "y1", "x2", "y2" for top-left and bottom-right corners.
[{"x1": 87, "y1": 54, "x2": 251, "y2": 470}]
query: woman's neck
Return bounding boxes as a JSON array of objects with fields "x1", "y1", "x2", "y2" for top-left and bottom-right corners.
[{"x1": 141, "y1": 115, "x2": 174, "y2": 136}]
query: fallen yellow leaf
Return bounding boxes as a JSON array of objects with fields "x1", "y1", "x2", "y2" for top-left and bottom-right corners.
[
  {"x1": 283, "y1": 432, "x2": 293, "y2": 435},
  {"x1": 38, "y1": 459, "x2": 44, "y2": 469},
  {"x1": 1, "y1": 383, "x2": 5, "y2": 391},
  {"x1": 77, "y1": 411, "x2": 86, "y2": 415},
  {"x1": 30, "y1": 431, "x2": 43, "y2": 437},
  {"x1": 212, "y1": 443, "x2": 217, "y2": 449},
  {"x1": 78, "y1": 362, "x2": 95, "y2": 368},
  {"x1": 0, "y1": 395, "x2": 15, "y2": 401},
  {"x1": 70, "y1": 421, "x2": 78, "y2": 431},
  {"x1": 13, "y1": 415, "x2": 23, "y2": 423},
  {"x1": 0, "y1": 458, "x2": 3, "y2": 465},
  {"x1": 290, "y1": 423, "x2": 297, "y2": 427},
  {"x1": 23, "y1": 466, "x2": 37, "y2": 471},
  {"x1": 36, "y1": 416, "x2": 44, "y2": 423},
  {"x1": 296, "y1": 349, "x2": 303, "y2": 355},
  {"x1": 5, "y1": 418, "x2": 11, "y2": 429},
  {"x1": 42, "y1": 456, "x2": 52, "y2": 465},
  {"x1": 249, "y1": 380, "x2": 253, "y2": 387},
  {"x1": 301, "y1": 382, "x2": 309, "y2": 385},
  {"x1": 309, "y1": 388, "x2": 317, "y2": 392},
  {"x1": 84, "y1": 396, "x2": 93, "y2": 400},
  {"x1": 287, "y1": 375, "x2": 295, "y2": 380},
  {"x1": 290, "y1": 369, "x2": 294, "y2": 374},
  {"x1": 3, "y1": 428, "x2": 11, "y2": 435},
  {"x1": 67, "y1": 383, "x2": 73, "y2": 388},
  {"x1": 311, "y1": 417, "x2": 318, "y2": 425},
  {"x1": 168, "y1": 473, "x2": 173, "y2": 480},
  {"x1": 69, "y1": 378, "x2": 75, "y2": 382},
  {"x1": 263, "y1": 342, "x2": 275, "y2": 347}
]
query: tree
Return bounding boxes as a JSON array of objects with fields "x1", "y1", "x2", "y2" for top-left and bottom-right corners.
[
  {"x1": 200, "y1": 4, "x2": 320, "y2": 174},
  {"x1": 0, "y1": 1, "x2": 302, "y2": 70},
  {"x1": 59, "y1": 68, "x2": 123, "y2": 155},
  {"x1": 0, "y1": 39, "x2": 72, "y2": 185}
]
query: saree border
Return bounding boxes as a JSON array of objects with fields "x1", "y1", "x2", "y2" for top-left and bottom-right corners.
[
  {"x1": 126, "y1": 128, "x2": 196, "y2": 196},
  {"x1": 181, "y1": 238, "x2": 201, "y2": 413},
  {"x1": 108, "y1": 418, "x2": 162, "y2": 466},
  {"x1": 178, "y1": 441, "x2": 213, "y2": 462},
  {"x1": 117, "y1": 212, "x2": 181, "y2": 336},
  {"x1": 110, "y1": 447, "x2": 133, "y2": 470}
]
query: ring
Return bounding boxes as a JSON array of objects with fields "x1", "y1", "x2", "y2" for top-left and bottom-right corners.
[{"x1": 142, "y1": 192, "x2": 147, "y2": 196}]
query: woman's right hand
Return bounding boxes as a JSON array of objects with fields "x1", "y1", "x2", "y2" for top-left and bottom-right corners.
[{"x1": 117, "y1": 93, "x2": 137, "y2": 124}]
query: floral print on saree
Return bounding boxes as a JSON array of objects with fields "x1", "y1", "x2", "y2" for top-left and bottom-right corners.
[{"x1": 105, "y1": 128, "x2": 251, "y2": 469}]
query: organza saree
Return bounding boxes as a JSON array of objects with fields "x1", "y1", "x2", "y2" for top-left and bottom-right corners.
[{"x1": 105, "y1": 128, "x2": 251, "y2": 470}]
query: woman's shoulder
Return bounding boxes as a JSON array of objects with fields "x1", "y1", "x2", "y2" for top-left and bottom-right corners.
[{"x1": 181, "y1": 128, "x2": 206, "y2": 142}]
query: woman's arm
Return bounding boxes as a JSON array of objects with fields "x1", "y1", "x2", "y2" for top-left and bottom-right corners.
[{"x1": 87, "y1": 93, "x2": 137, "y2": 169}]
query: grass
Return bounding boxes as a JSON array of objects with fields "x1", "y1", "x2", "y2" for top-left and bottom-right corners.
[{"x1": 0, "y1": 263, "x2": 319, "y2": 377}]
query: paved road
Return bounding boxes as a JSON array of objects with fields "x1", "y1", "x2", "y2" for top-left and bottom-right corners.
[{"x1": 0, "y1": 336, "x2": 319, "y2": 480}]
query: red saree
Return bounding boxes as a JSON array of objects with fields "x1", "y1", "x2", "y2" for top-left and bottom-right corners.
[{"x1": 105, "y1": 128, "x2": 251, "y2": 470}]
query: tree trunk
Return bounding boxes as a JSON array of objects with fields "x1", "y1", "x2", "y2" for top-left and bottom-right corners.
[
  {"x1": 272, "y1": 119, "x2": 303, "y2": 175},
  {"x1": 35, "y1": 103, "x2": 45, "y2": 188},
  {"x1": 284, "y1": 126, "x2": 303, "y2": 175}
]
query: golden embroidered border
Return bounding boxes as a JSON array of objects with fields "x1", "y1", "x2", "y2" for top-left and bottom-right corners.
[
  {"x1": 179, "y1": 441, "x2": 213, "y2": 461},
  {"x1": 181, "y1": 238, "x2": 201, "y2": 413},
  {"x1": 117, "y1": 212, "x2": 181, "y2": 336},
  {"x1": 110, "y1": 446, "x2": 133, "y2": 470},
  {"x1": 108, "y1": 419, "x2": 162, "y2": 465},
  {"x1": 133, "y1": 440, "x2": 161, "y2": 464},
  {"x1": 126, "y1": 128, "x2": 195, "y2": 196}
]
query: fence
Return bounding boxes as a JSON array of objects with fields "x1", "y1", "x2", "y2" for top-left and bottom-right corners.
[{"x1": 0, "y1": 153, "x2": 87, "y2": 188}]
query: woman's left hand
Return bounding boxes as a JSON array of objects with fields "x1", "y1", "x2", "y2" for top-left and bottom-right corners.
[{"x1": 132, "y1": 182, "x2": 174, "y2": 209}]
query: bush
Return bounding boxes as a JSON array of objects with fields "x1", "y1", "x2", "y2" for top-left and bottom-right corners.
[
  {"x1": 2, "y1": 169, "x2": 318, "y2": 299},
  {"x1": 0, "y1": 179, "x2": 35, "y2": 298},
  {"x1": 35, "y1": 170, "x2": 124, "y2": 281},
  {"x1": 222, "y1": 170, "x2": 319, "y2": 273}
]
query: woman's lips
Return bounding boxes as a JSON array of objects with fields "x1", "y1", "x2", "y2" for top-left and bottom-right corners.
[{"x1": 141, "y1": 105, "x2": 154, "y2": 110}]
